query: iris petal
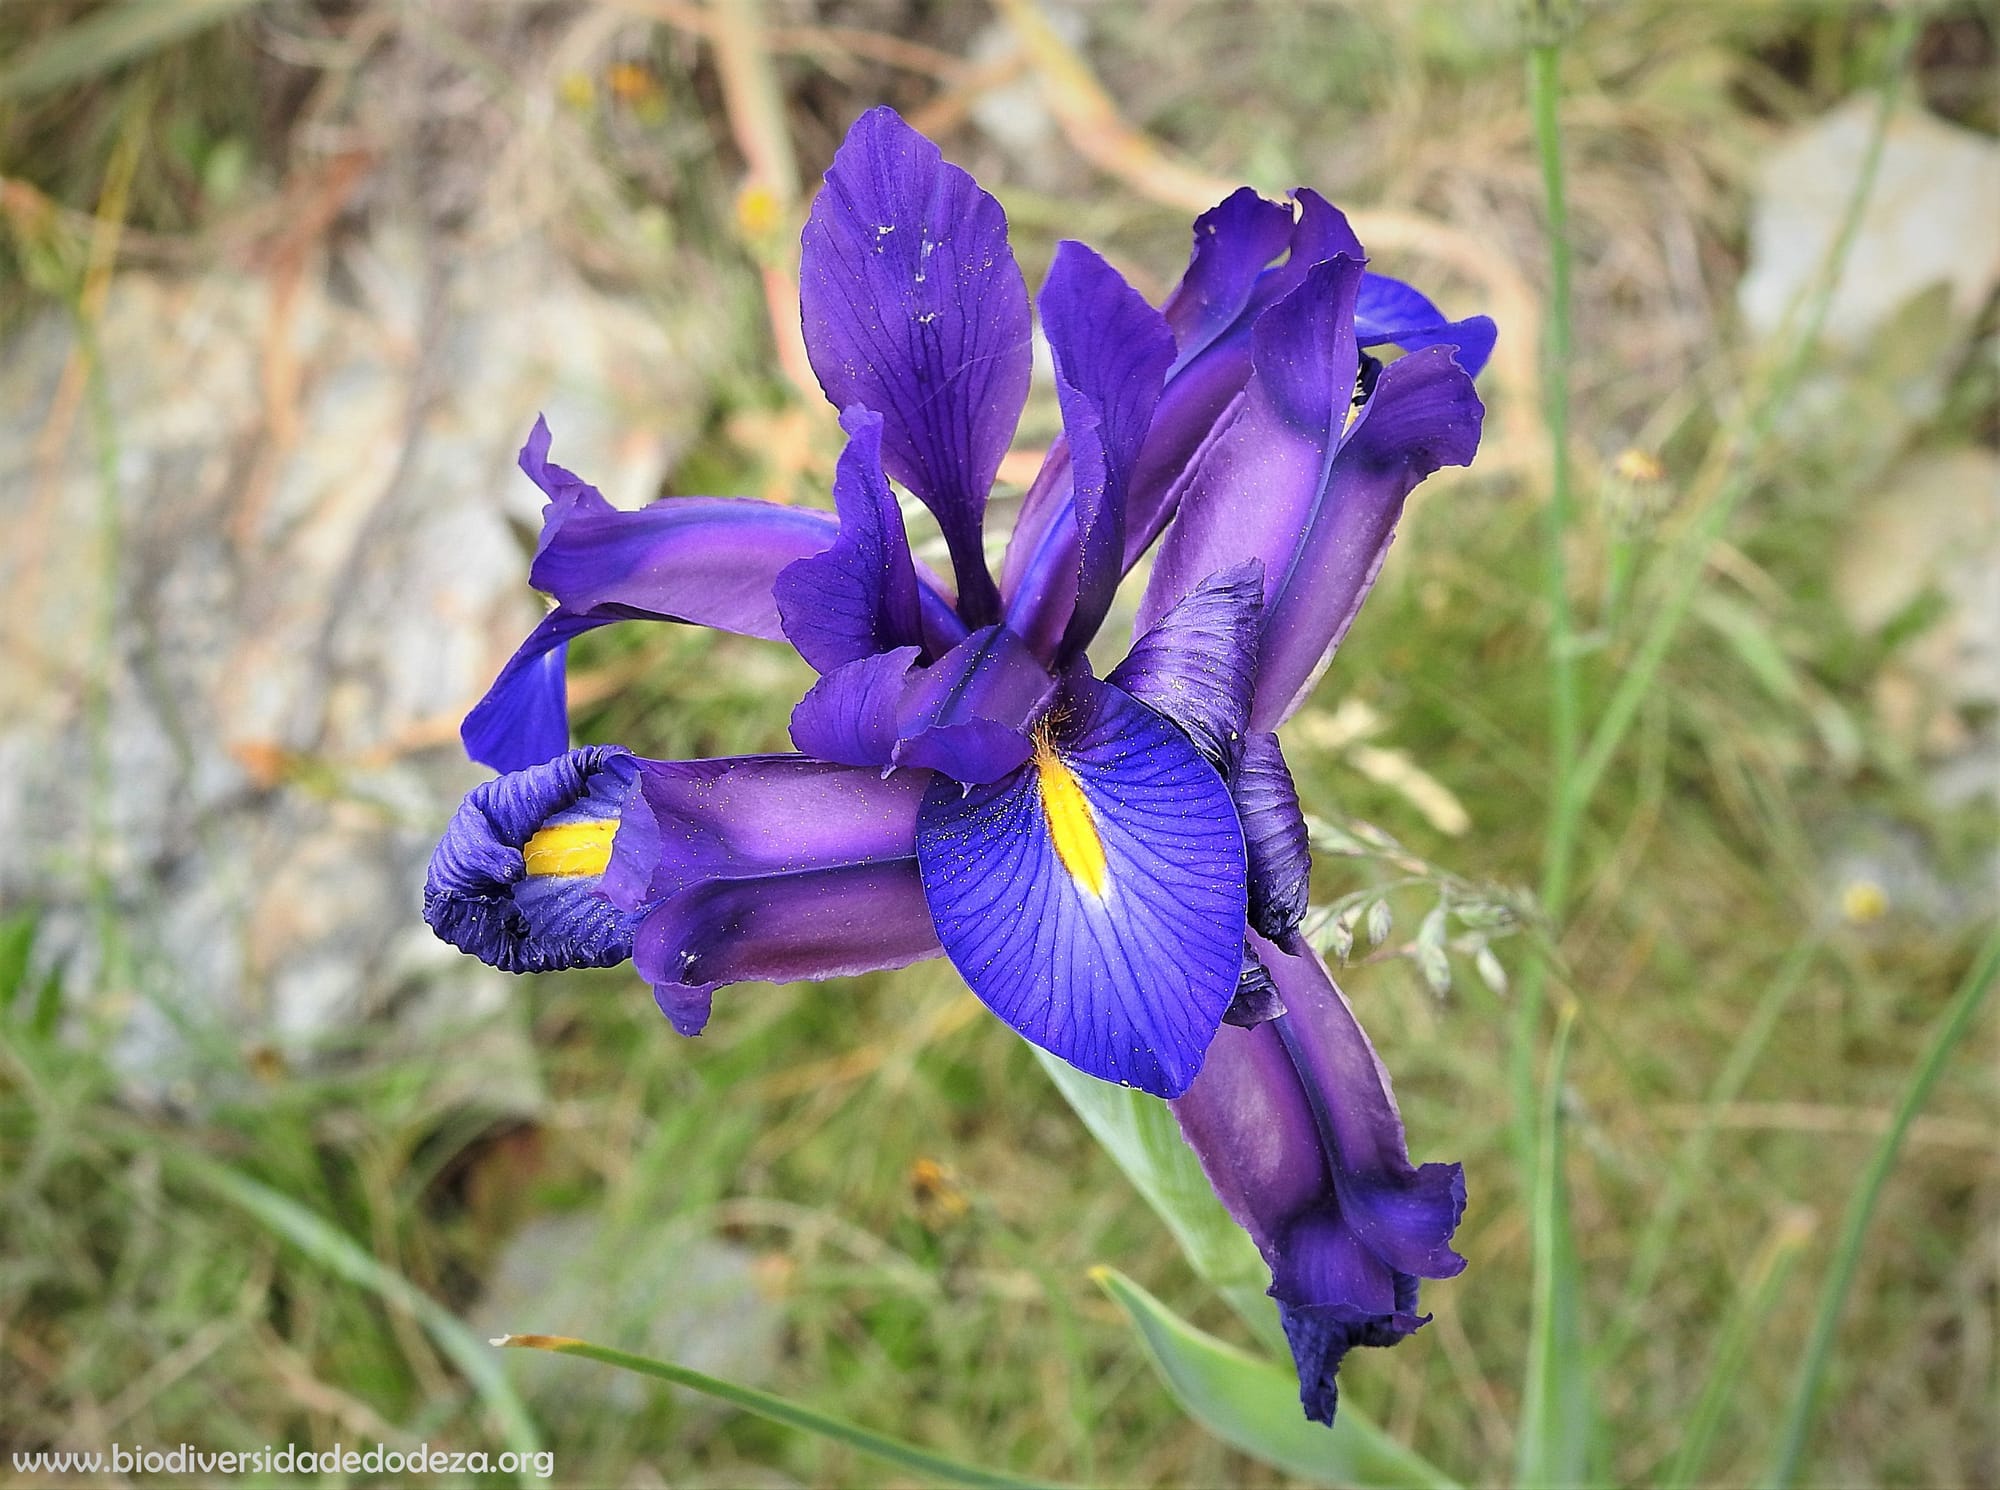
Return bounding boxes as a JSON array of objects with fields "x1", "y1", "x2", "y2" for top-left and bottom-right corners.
[
  {"x1": 608, "y1": 755, "x2": 936, "y2": 1033},
  {"x1": 891, "y1": 625, "x2": 1055, "y2": 783},
  {"x1": 773, "y1": 407, "x2": 934, "y2": 672},
  {"x1": 787, "y1": 646, "x2": 920, "y2": 769},
  {"x1": 800, "y1": 106, "x2": 1031, "y2": 626},
  {"x1": 1108, "y1": 559, "x2": 1263, "y2": 773},
  {"x1": 1355, "y1": 273, "x2": 1497, "y2": 378},
  {"x1": 1013, "y1": 241, "x2": 1174, "y2": 659},
  {"x1": 1234, "y1": 732, "x2": 1311, "y2": 943},
  {"x1": 423, "y1": 745, "x2": 641, "y2": 972},
  {"x1": 1140, "y1": 256, "x2": 1483, "y2": 731},
  {"x1": 1171, "y1": 934, "x2": 1465, "y2": 1426},
  {"x1": 915, "y1": 678, "x2": 1245, "y2": 1097}
]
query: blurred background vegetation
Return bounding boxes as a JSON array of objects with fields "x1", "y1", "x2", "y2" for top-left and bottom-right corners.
[{"x1": 1, "y1": 1, "x2": 1994, "y2": 1486}]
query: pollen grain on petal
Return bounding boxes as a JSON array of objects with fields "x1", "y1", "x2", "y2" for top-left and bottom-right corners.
[
  {"x1": 522, "y1": 820, "x2": 618, "y2": 878},
  {"x1": 1033, "y1": 728, "x2": 1110, "y2": 899}
]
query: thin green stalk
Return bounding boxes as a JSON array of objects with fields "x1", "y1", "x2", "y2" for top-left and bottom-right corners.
[
  {"x1": 1511, "y1": 18, "x2": 1581, "y2": 1171},
  {"x1": 1541, "y1": 9, "x2": 1919, "y2": 894},
  {"x1": 1767, "y1": 923, "x2": 2000, "y2": 1487},
  {"x1": 1515, "y1": 1004, "x2": 1588, "y2": 1488},
  {"x1": 1600, "y1": 932, "x2": 1823, "y2": 1365}
]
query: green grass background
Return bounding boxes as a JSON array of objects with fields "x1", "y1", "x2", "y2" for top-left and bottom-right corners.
[{"x1": 2, "y1": 2, "x2": 1994, "y2": 1486}]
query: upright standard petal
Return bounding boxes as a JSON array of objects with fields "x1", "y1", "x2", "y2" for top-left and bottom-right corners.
[
  {"x1": 1171, "y1": 934, "x2": 1465, "y2": 1424},
  {"x1": 1107, "y1": 560, "x2": 1263, "y2": 773},
  {"x1": 1253, "y1": 344, "x2": 1484, "y2": 728},
  {"x1": 915, "y1": 677, "x2": 1245, "y2": 1097},
  {"x1": 424, "y1": 745, "x2": 642, "y2": 973},
  {"x1": 1006, "y1": 242, "x2": 1174, "y2": 658},
  {"x1": 1001, "y1": 190, "x2": 1368, "y2": 640},
  {"x1": 800, "y1": 106, "x2": 1031, "y2": 626},
  {"x1": 608, "y1": 756, "x2": 938, "y2": 1031},
  {"x1": 1355, "y1": 273, "x2": 1497, "y2": 379},
  {"x1": 1139, "y1": 258, "x2": 1483, "y2": 730},
  {"x1": 773, "y1": 407, "x2": 929, "y2": 672}
]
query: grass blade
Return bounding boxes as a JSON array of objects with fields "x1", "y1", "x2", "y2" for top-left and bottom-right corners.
[
  {"x1": 1767, "y1": 923, "x2": 2000, "y2": 1486},
  {"x1": 1093, "y1": 1266, "x2": 1462, "y2": 1490},
  {"x1": 1602, "y1": 933, "x2": 1822, "y2": 1365},
  {"x1": 0, "y1": 0, "x2": 266, "y2": 103},
  {"x1": 494, "y1": 1334, "x2": 1059, "y2": 1489},
  {"x1": 169, "y1": 1152, "x2": 544, "y2": 1476},
  {"x1": 1660, "y1": 1208, "x2": 1814, "y2": 1488},
  {"x1": 1515, "y1": 1004, "x2": 1591, "y2": 1487}
]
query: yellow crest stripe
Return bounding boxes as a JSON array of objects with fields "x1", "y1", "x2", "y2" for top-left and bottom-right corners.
[
  {"x1": 521, "y1": 820, "x2": 618, "y2": 878},
  {"x1": 1034, "y1": 736, "x2": 1109, "y2": 899}
]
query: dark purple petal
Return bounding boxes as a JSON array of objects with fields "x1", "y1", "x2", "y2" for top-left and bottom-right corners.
[
  {"x1": 915, "y1": 677, "x2": 1245, "y2": 1097},
  {"x1": 773, "y1": 406, "x2": 929, "y2": 672},
  {"x1": 1161, "y1": 188, "x2": 1299, "y2": 374},
  {"x1": 461, "y1": 608, "x2": 600, "y2": 774},
  {"x1": 1356, "y1": 272, "x2": 1497, "y2": 379},
  {"x1": 1171, "y1": 935, "x2": 1465, "y2": 1426},
  {"x1": 1224, "y1": 944, "x2": 1286, "y2": 1028},
  {"x1": 788, "y1": 647, "x2": 920, "y2": 769},
  {"x1": 1139, "y1": 258, "x2": 1482, "y2": 731},
  {"x1": 635, "y1": 860, "x2": 939, "y2": 1006},
  {"x1": 1000, "y1": 192, "x2": 1353, "y2": 646},
  {"x1": 653, "y1": 981, "x2": 718, "y2": 1037},
  {"x1": 800, "y1": 106, "x2": 1031, "y2": 626},
  {"x1": 1107, "y1": 559, "x2": 1263, "y2": 773},
  {"x1": 891, "y1": 625, "x2": 1055, "y2": 783},
  {"x1": 423, "y1": 745, "x2": 642, "y2": 972},
  {"x1": 1031, "y1": 241, "x2": 1174, "y2": 658},
  {"x1": 1233, "y1": 732, "x2": 1310, "y2": 943},
  {"x1": 1136, "y1": 255, "x2": 1365, "y2": 637},
  {"x1": 1253, "y1": 344, "x2": 1483, "y2": 728},
  {"x1": 604, "y1": 753, "x2": 928, "y2": 910}
]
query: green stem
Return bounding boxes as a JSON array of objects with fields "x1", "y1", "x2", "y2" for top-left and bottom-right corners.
[
  {"x1": 1767, "y1": 923, "x2": 2000, "y2": 1487},
  {"x1": 1540, "y1": 9, "x2": 1919, "y2": 910},
  {"x1": 1511, "y1": 28, "x2": 1580, "y2": 1169}
]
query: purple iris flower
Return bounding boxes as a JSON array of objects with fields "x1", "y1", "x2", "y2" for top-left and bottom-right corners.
[{"x1": 422, "y1": 106, "x2": 1484, "y2": 1421}]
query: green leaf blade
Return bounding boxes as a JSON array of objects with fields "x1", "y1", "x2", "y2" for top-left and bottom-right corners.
[{"x1": 1095, "y1": 1267, "x2": 1462, "y2": 1490}]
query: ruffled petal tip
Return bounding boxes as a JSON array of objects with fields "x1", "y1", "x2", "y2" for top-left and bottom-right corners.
[{"x1": 423, "y1": 745, "x2": 642, "y2": 973}]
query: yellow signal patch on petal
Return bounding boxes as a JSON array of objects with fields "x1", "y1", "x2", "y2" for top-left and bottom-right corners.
[
  {"x1": 522, "y1": 820, "x2": 618, "y2": 878},
  {"x1": 1033, "y1": 730, "x2": 1109, "y2": 899}
]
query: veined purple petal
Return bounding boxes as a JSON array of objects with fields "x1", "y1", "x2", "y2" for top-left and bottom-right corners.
[
  {"x1": 788, "y1": 646, "x2": 920, "y2": 769},
  {"x1": 1030, "y1": 242, "x2": 1174, "y2": 659},
  {"x1": 1253, "y1": 344, "x2": 1483, "y2": 728},
  {"x1": 609, "y1": 754, "x2": 937, "y2": 1034},
  {"x1": 461, "y1": 608, "x2": 600, "y2": 774},
  {"x1": 1356, "y1": 272, "x2": 1496, "y2": 379},
  {"x1": 1107, "y1": 560, "x2": 1263, "y2": 773},
  {"x1": 774, "y1": 406, "x2": 929, "y2": 672},
  {"x1": 1233, "y1": 732, "x2": 1310, "y2": 943},
  {"x1": 635, "y1": 862, "x2": 938, "y2": 1026},
  {"x1": 891, "y1": 625, "x2": 1055, "y2": 783},
  {"x1": 423, "y1": 745, "x2": 642, "y2": 972},
  {"x1": 1139, "y1": 257, "x2": 1482, "y2": 731},
  {"x1": 1137, "y1": 254, "x2": 1366, "y2": 637},
  {"x1": 1171, "y1": 935, "x2": 1465, "y2": 1425},
  {"x1": 915, "y1": 677, "x2": 1246, "y2": 1097},
  {"x1": 463, "y1": 419, "x2": 885, "y2": 773},
  {"x1": 800, "y1": 106, "x2": 1030, "y2": 626},
  {"x1": 605, "y1": 754, "x2": 928, "y2": 909},
  {"x1": 1000, "y1": 191, "x2": 1367, "y2": 646}
]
